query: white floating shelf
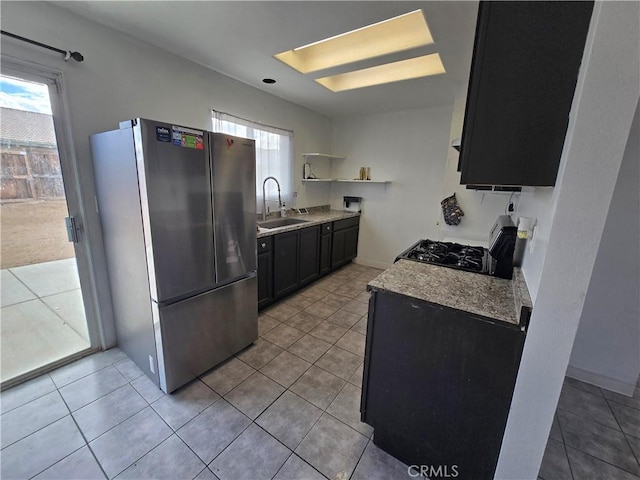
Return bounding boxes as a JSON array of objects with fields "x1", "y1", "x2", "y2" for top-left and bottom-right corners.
[
  {"x1": 335, "y1": 179, "x2": 392, "y2": 184},
  {"x1": 302, "y1": 153, "x2": 346, "y2": 160},
  {"x1": 302, "y1": 178, "x2": 391, "y2": 184}
]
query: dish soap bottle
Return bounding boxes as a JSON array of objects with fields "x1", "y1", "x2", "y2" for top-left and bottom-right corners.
[{"x1": 281, "y1": 203, "x2": 287, "y2": 217}]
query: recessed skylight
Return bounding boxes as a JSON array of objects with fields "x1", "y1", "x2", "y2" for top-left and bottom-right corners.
[
  {"x1": 274, "y1": 10, "x2": 434, "y2": 74},
  {"x1": 315, "y1": 53, "x2": 446, "y2": 92}
]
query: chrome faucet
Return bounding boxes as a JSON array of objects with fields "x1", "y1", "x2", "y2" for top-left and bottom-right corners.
[{"x1": 262, "y1": 176, "x2": 282, "y2": 221}]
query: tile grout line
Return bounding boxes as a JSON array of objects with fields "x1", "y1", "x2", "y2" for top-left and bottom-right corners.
[
  {"x1": 6, "y1": 353, "x2": 137, "y2": 479},
  {"x1": 0, "y1": 382, "x2": 57, "y2": 417},
  {"x1": 553, "y1": 408, "x2": 574, "y2": 480},
  {"x1": 53, "y1": 360, "x2": 112, "y2": 480},
  {"x1": 351, "y1": 437, "x2": 374, "y2": 479},
  {"x1": 557, "y1": 388, "x2": 640, "y2": 478},
  {"x1": 564, "y1": 444, "x2": 640, "y2": 478},
  {"x1": 601, "y1": 393, "x2": 640, "y2": 469},
  {"x1": 159, "y1": 391, "x2": 230, "y2": 479},
  {"x1": 224, "y1": 330, "x2": 367, "y2": 477},
  {"x1": 82, "y1": 366, "x2": 214, "y2": 478},
  {"x1": 0, "y1": 392, "x2": 70, "y2": 451}
]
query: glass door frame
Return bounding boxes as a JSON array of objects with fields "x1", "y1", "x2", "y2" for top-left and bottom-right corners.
[{"x1": 1, "y1": 57, "x2": 105, "y2": 388}]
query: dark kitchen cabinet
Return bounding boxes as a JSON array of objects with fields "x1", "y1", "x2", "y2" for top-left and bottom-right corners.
[
  {"x1": 299, "y1": 225, "x2": 320, "y2": 286},
  {"x1": 344, "y1": 226, "x2": 359, "y2": 261},
  {"x1": 257, "y1": 215, "x2": 360, "y2": 310},
  {"x1": 458, "y1": 1, "x2": 594, "y2": 186},
  {"x1": 332, "y1": 216, "x2": 360, "y2": 268},
  {"x1": 257, "y1": 238, "x2": 272, "y2": 309},
  {"x1": 319, "y1": 223, "x2": 332, "y2": 274},
  {"x1": 361, "y1": 290, "x2": 525, "y2": 480},
  {"x1": 331, "y1": 230, "x2": 346, "y2": 268},
  {"x1": 273, "y1": 230, "x2": 299, "y2": 298}
]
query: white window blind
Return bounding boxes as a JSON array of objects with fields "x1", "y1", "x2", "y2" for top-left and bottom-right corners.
[{"x1": 212, "y1": 110, "x2": 293, "y2": 212}]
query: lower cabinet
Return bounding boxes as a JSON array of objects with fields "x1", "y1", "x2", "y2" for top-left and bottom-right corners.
[
  {"x1": 273, "y1": 230, "x2": 299, "y2": 298},
  {"x1": 344, "y1": 226, "x2": 359, "y2": 261},
  {"x1": 332, "y1": 217, "x2": 360, "y2": 268},
  {"x1": 257, "y1": 238, "x2": 273, "y2": 309},
  {"x1": 331, "y1": 230, "x2": 346, "y2": 268},
  {"x1": 258, "y1": 215, "x2": 360, "y2": 310},
  {"x1": 320, "y1": 225, "x2": 332, "y2": 275},
  {"x1": 299, "y1": 225, "x2": 320, "y2": 286}
]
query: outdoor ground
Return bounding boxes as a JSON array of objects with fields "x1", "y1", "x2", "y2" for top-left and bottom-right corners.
[{"x1": 1, "y1": 199, "x2": 74, "y2": 269}]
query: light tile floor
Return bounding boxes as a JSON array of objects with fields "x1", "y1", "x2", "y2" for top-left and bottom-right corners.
[
  {"x1": 539, "y1": 376, "x2": 640, "y2": 480},
  {"x1": 2, "y1": 261, "x2": 638, "y2": 479},
  {"x1": 1, "y1": 262, "x2": 413, "y2": 480},
  {"x1": 1, "y1": 258, "x2": 90, "y2": 383}
]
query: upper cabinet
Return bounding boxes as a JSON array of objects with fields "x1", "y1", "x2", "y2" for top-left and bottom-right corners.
[{"x1": 458, "y1": 1, "x2": 594, "y2": 187}]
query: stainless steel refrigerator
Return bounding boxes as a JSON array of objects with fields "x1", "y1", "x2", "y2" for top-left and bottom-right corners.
[{"x1": 91, "y1": 118, "x2": 257, "y2": 393}]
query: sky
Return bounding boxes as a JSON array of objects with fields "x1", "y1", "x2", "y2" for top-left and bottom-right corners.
[{"x1": 0, "y1": 75, "x2": 52, "y2": 114}]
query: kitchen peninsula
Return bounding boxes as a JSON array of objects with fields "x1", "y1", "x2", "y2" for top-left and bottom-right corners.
[{"x1": 361, "y1": 260, "x2": 532, "y2": 479}]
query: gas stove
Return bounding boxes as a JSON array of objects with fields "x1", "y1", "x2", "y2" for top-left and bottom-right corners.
[
  {"x1": 395, "y1": 216, "x2": 518, "y2": 279},
  {"x1": 396, "y1": 240, "x2": 489, "y2": 274}
]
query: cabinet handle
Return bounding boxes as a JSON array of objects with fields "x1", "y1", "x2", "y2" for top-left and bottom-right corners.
[
  {"x1": 261, "y1": 243, "x2": 266, "y2": 248},
  {"x1": 326, "y1": 226, "x2": 330, "y2": 231}
]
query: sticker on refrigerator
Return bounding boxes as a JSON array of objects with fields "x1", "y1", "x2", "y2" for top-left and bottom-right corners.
[
  {"x1": 171, "y1": 125, "x2": 204, "y2": 150},
  {"x1": 156, "y1": 126, "x2": 171, "y2": 142}
]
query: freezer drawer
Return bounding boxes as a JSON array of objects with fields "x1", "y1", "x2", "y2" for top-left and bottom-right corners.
[{"x1": 155, "y1": 275, "x2": 257, "y2": 393}]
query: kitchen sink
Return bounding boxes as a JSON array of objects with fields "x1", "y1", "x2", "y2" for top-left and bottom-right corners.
[{"x1": 257, "y1": 218, "x2": 310, "y2": 229}]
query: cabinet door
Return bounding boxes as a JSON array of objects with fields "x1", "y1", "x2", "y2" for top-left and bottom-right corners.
[
  {"x1": 320, "y1": 234, "x2": 332, "y2": 274},
  {"x1": 257, "y1": 251, "x2": 272, "y2": 309},
  {"x1": 299, "y1": 225, "x2": 320, "y2": 286},
  {"x1": 344, "y1": 226, "x2": 359, "y2": 261},
  {"x1": 458, "y1": 2, "x2": 593, "y2": 186},
  {"x1": 331, "y1": 229, "x2": 346, "y2": 268},
  {"x1": 273, "y1": 230, "x2": 299, "y2": 298}
]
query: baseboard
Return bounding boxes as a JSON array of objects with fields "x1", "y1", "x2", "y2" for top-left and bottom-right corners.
[
  {"x1": 566, "y1": 365, "x2": 638, "y2": 396},
  {"x1": 353, "y1": 257, "x2": 392, "y2": 270}
]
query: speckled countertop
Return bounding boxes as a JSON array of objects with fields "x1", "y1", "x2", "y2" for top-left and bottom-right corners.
[
  {"x1": 368, "y1": 260, "x2": 532, "y2": 326},
  {"x1": 257, "y1": 210, "x2": 360, "y2": 238}
]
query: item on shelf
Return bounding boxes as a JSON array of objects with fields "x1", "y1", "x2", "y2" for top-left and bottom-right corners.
[{"x1": 366, "y1": 167, "x2": 371, "y2": 180}]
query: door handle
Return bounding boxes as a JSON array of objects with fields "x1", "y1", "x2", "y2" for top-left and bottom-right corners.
[{"x1": 65, "y1": 216, "x2": 80, "y2": 243}]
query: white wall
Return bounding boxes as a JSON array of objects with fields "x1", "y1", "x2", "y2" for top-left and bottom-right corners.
[
  {"x1": 495, "y1": 2, "x2": 640, "y2": 479},
  {"x1": 1, "y1": 1, "x2": 333, "y2": 345},
  {"x1": 567, "y1": 100, "x2": 640, "y2": 395},
  {"x1": 328, "y1": 91, "x2": 526, "y2": 268},
  {"x1": 330, "y1": 106, "x2": 453, "y2": 268}
]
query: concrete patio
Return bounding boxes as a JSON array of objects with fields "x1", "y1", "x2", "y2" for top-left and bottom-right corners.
[{"x1": 0, "y1": 258, "x2": 90, "y2": 384}]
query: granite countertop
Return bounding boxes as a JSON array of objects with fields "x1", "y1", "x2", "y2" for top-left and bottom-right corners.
[
  {"x1": 257, "y1": 210, "x2": 360, "y2": 238},
  {"x1": 367, "y1": 260, "x2": 532, "y2": 326}
]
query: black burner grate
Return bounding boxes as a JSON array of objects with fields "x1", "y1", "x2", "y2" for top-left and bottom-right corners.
[{"x1": 398, "y1": 240, "x2": 489, "y2": 274}]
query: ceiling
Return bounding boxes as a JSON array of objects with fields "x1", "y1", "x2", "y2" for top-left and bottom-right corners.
[{"x1": 53, "y1": 1, "x2": 479, "y2": 118}]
